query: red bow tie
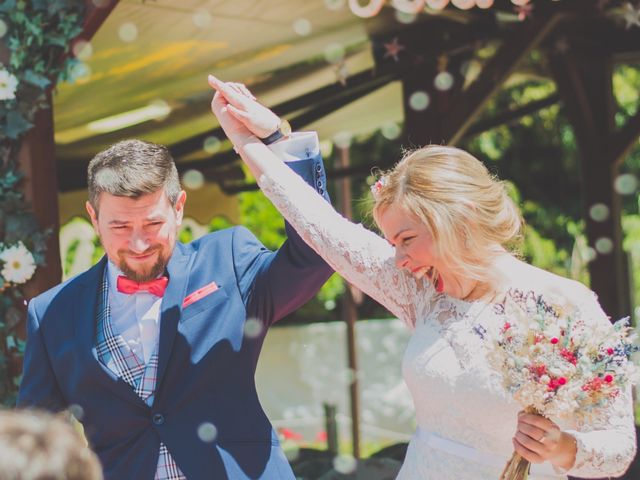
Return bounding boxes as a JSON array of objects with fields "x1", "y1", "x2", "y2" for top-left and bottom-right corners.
[{"x1": 116, "y1": 275, "x2": 169, "y2": 297}]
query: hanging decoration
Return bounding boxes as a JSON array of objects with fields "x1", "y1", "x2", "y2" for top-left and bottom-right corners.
[{"x1": 346, "y1": 0, "x2": 534, "y2": 17}]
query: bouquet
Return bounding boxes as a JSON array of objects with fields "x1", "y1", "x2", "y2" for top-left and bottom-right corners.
[{"x1": 486, "y1": 290, "x2": 638, "y2": 480}]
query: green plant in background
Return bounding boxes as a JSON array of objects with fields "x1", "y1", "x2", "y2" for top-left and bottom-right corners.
[{"x1": 0, "y1": 0, "x2": 85, "y2": 405}]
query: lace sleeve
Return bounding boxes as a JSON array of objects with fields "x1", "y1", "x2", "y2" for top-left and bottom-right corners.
[
  {"x1": 564, "y1": 290, "x2": 637, "y2": 478},
  {"x1": 258, "y1": 170, "x2": 435, "y2": 328}
]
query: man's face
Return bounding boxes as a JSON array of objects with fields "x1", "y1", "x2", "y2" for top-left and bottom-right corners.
[{"x1": 86, "y1": 188, "x2": 186, "y2": 282}]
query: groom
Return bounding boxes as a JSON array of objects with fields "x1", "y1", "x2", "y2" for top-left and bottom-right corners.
[{"x1": 18, "y1": 110, "x2": 332, "y2": 479}]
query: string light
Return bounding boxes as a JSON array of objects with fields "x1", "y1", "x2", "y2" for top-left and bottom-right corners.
[{"x1": 346, "y1": 0, "x2": 537, "y2": 17}]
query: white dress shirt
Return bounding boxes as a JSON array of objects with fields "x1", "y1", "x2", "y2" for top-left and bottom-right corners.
[{"x1": 105, "y1": 132, "x2": 321, "y2": 365}]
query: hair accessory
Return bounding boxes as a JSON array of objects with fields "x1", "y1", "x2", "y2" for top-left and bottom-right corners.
[{"x1": 370, "y1": 176, "x2": 387, "y2": 199}]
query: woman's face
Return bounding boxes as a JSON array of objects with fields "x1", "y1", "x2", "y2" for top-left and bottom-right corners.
[{"x1": 377, "y1": 203, "x2": 469, "y2": 298}]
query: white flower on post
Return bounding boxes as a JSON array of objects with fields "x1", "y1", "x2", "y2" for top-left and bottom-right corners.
[
  {"x1": 0, "y1": 65, "x2": 19, "y2": 101},
  {"x1": 0, "y1": 242, "x2": 37, "y2": 284}
]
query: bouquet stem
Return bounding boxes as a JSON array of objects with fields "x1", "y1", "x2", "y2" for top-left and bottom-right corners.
[{"x1": 499, "y1": 406, "x2": 540, "y2": 480}]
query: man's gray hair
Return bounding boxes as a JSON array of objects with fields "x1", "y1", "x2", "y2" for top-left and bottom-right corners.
[{"x1": 87, "y1": 139, "x2": 181, "y2": 212}]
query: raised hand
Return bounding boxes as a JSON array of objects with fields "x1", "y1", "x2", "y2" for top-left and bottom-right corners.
[{"x1": 208, "y1": 75, "x2": 280, "y2": 139}]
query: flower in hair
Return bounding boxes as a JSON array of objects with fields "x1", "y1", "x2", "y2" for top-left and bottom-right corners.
[{"x1": 370, "y1": 176, "x2": 387, "y2": 199}]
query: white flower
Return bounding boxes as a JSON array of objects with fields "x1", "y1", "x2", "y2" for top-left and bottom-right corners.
[
  {"x1": 0, "y1": 66, "x2": 18, "y2": 101},
  {"x1": 0, "y1": 242, "x2": 37, "y2": 284}
]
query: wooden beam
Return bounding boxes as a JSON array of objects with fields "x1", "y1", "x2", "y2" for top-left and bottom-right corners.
[
  {"x1": 58, "y1": 71, "x2": 396, "y2": 191},
  {"x1": 463, "y1": 93, "x2": 561, "y2": 138},
  {"x1": 444, "y1": 14, "x2": 563, "y2": 145}
]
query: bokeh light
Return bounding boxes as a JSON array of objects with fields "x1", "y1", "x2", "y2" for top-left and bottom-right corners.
[
  {"x1": 588, "y1": 203, "x2": 609, "y2": 222},
  {"x1": 244, "y1": 318, "x2": 263, "y2": 339},
  {"x1": 614, "y1": 173, "x2": 638, "y2": 195},
  {"x1": 197, "y1": 422, "x2": 218, "y2": 443},
  {"x1": 193, "y1": 9, "x2": 213, "y2": 28},
  {"x1": 333, "y1": 454, "x2": 357, "y2": 474},
  {"x1": 118, "y1": 22, "x2": 138, "y2": 43},
  {"x1": 324, "y1": 43, "x2": 346, "y2": 64},
  {"x1": 434, "y1": 71, "x2": 454, "y2": 91},
  {"x1": 381, "y1": 121, "x2": 402, "y2": 140},
  {"x1": 203, "y1": 136, "x2": 222, "y2": 154},
  {"x1": 333, "y1": 131, "x2": 353, "y2": 149},
  {"x1": 72, "y1": 40, "x2": 93, "y2": 61},
  {"x1": 595, "y1": 237, "x2": 613, "y2": 255},
  {"x1": 183, "y1": 169, "x2": 205, "y2": 190},
  {"x1": 409, "y1": 91, "x2": 430, "y2": 111},
  {"x1": 293, "y1": 18, "x2": 312, "y2": 36}
]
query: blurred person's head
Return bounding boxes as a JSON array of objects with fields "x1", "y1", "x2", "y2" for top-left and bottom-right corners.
[
  {"x1": 0, "y1": 409, "x2": 103, "y2": 480},
  {"x1": 85, "y1": 139, "x2": 186, "y2": 282},
  {"x1": 372, "y1": 145, "x2": 522, "y2": 299}
]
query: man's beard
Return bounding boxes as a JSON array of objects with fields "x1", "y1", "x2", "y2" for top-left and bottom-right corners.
[{"x1": 118, "y1": 248, "x2": 168, "y2": 282}]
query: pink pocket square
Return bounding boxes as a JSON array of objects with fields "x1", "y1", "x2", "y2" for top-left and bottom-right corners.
[{"x1": 183, "y1": 281, "x2": 219, "y2": 308}]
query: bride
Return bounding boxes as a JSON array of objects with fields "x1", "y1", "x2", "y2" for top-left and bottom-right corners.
[{"x1": 207, "y1": 76, "x2": 636, "y2": 479}]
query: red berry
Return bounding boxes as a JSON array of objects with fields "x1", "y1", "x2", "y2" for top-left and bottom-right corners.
[
  {"x1": 604, "y1": 374, "x2": 614, "y2": 383},
  {"x1": 550, "y1": 337, "x2": 559, "y2": 345}
]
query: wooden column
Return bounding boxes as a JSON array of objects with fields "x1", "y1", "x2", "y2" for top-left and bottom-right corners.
[
  {"x1": 17, "y1": 92, "x2": 62, "y2": 300},
  {"x1": 548, "y1": 46, "x2": 631, "y2": 320},
  {"x1": 336, "y1": 145, "x2": 361, "y2": 459},
  {"x1": 16, "y1": 0, "x2": 120, "y2": 300}
]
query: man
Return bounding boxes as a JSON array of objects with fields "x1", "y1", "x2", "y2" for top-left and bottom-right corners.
[
  {"x1": 18, "y1": 94, "x2": 333, "y2": 479},
  {"x1": 0, "y1": 409, "x2": 103, "y2": 480}
]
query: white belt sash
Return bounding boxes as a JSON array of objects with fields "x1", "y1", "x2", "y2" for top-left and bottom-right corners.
[{"x1": 415, "y1": 427, "x2": 564, "y2": 477}]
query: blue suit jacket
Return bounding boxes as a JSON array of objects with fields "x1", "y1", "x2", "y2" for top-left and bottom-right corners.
[{"x1": 18, "y1": 156, "x2": 333, "y2": 479}]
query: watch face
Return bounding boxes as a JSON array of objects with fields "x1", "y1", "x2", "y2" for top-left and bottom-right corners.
[{"x1": 281, "y1": 120, "x2": 292, "y2": 136}]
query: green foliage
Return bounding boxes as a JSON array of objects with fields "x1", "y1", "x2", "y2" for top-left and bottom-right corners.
[{"x1": 0, "y1": 0, "x2": 85, "y2": 405}]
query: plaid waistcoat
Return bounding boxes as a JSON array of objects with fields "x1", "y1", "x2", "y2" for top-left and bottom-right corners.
[{"x1": 95, "y1": 271, "x2": 186, "y2": 480}]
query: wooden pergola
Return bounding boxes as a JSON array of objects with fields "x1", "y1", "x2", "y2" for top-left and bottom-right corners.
[{"x1": 23, "y1": 0, "x2": 639, "y2": 318}]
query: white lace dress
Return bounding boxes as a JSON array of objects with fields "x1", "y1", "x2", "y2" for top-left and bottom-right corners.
[{"x1": 258, "y1": 166, "x2": 637, "y2": 479}]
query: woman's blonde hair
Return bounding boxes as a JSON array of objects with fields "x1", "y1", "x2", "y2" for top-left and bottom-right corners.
[{"x1": 372, "y1": 145, "x2": 523, "y2": 281}]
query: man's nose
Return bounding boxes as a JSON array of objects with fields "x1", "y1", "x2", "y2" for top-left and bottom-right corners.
[{"x1": 129, "y1": 231, "x2": 150, "y2": 253}]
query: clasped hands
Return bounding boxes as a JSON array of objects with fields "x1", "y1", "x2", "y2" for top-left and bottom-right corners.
[{"x1": 208, "y1": 74, "x2": 280, "y2": 144}]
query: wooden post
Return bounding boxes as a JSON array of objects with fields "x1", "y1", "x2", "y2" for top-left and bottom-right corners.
[
  {"x1": 17, "y1": 91, "x2": 63, "y2": 301},
  {"x1": 336, "y1": 145, "x2": 361, "y2": 459},
  {"x1": 548, "y1": 46, "x2": 631, "y2": 320}
]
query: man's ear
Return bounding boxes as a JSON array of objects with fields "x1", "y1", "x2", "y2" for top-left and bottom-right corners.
[
  {"x1": 86, "y1": 201, "x2": 99, "y2": 232},
  {"x1": 175, "y1": 190, "x2": 187, "y2": 226}
]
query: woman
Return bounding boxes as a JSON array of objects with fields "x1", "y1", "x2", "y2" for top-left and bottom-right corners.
[{"x1": 207, "y1": 76, "x2": 636, "y2": 479}]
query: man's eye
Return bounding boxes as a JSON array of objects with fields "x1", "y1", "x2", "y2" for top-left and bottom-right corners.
[{"x1": 402, "y1": 236, "x2": 415, "y2": 245}]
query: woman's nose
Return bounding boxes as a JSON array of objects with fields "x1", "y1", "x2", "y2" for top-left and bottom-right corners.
[{"x1": 395, "y1": 248, "x2": 408, "y2": 269}]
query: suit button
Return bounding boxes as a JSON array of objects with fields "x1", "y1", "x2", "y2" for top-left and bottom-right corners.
[
  {"x1": 315, "y1": 164, "x2": 322, "y2": 173},
  {"x1": 152, "y1": 413, "x2": 165, "y2": 426},
  {"x1": 316, "y1": 180, "x2": 323, "y2": 189},
  {"x1": 319, "y1": 187, "x2": 324, "y2": 195}
]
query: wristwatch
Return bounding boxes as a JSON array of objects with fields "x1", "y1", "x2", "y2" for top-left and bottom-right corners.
[{"x1": 261, "y1": 119, "x2": 292, "y2": 145}]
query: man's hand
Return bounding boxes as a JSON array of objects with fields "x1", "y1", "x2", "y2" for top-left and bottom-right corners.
[{"x1": 208, "y1": 75, "x2": 281, "y2": 139}]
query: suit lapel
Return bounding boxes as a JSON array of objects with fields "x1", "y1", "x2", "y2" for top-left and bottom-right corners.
[
  {"x1": 74, "y1": 257, "x2": 146, "y2": 408},
  {"x1": 155, "y1": 243, "x2": 195, "y2": 394}
]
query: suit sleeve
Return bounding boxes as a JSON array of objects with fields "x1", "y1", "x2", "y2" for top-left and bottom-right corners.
[
  {"x1": 234, "y1": 152, "x2": 333, "y2": 325},
  {"x1": 16, "y1": 299, "x2": 66, "y2": 411}
]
